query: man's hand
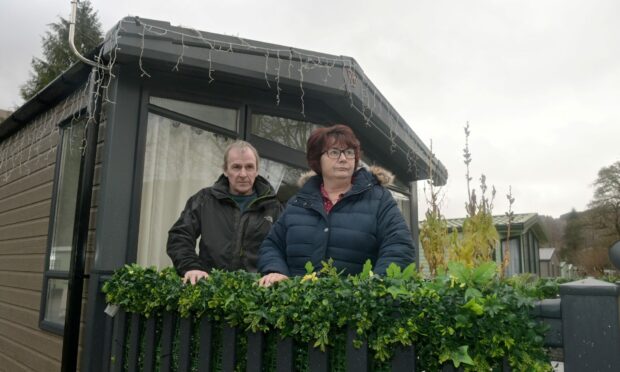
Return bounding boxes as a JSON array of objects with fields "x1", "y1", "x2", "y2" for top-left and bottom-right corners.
[
  {"x1": 258, "y1": 272, "x2": 289, "y2": 287},
  {"x1": 183, "y1": 270, "x2": 209, "y2": 285}
]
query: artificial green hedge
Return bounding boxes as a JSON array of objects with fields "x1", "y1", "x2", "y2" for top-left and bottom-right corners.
[{"x1": 102, "y1": 261, "x2": 552, "y2": 371}]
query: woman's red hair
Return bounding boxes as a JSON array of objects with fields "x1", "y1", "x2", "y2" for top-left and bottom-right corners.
[{"x1": 306, "y1": 124, "x2": 361, "y2": 174}]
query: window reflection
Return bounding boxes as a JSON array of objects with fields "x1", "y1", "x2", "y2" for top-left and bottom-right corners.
[
  {"x1": 49, "y1": 122, "x2": 85, "y2": 271},
  {"x1": 44, "y1": 279, "x2": 68, "y2": 325},
  {"x1": 260, "y1": 158, "x2": 305, "y2": 203},
  {"x1": 150, "y1": 96, "x2": 238, "y2": 132},
  {"x1": 390, "y1": 190, "x2": 411, "y2": 228},
  {"x1": 251, "y1": 114, "x2": 321, "y2": 152}
]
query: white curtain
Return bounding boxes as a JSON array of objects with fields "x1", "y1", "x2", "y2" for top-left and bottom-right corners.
[{"x1": 137, "y1": 113, "x2": 232, "y2": 269}]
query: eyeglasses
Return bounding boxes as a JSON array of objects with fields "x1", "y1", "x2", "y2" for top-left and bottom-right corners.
[{"x1": 324, "y1": 148, "x2": 356, "y2": 159}]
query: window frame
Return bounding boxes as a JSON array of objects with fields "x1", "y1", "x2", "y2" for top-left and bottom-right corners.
[
  {"x1": 247, "y1": 105, "x2": 331, "y2": 170},
  {"x1": 128, "y1": 88, "x2": 245, "y2": 264},
  {"x1": 39, "y1": 116, "x2": 87, "y2": 335},
  {"x1": 129, "y1": 83, "x2": 418, "y2": 267}
]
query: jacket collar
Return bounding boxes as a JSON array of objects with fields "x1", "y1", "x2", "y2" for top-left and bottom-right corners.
[
  {"x1": 296, "y1": 167, "x2": 383, "y2": 199},
  {"x1": 211, "y1": 174, "x2": 276, "y2": 199}
]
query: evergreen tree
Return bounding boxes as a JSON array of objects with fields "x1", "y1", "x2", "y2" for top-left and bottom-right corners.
[
  {"x1": 562, "y1": 208, "x2": 583, "y2": 263},
  {"x1": 20, "y1": 1, "x2": 103, "y2": 100}
]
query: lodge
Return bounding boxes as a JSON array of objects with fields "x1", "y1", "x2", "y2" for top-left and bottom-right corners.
[{"x1": 0, "y1": 17, "x2": 447, "y2": 370}]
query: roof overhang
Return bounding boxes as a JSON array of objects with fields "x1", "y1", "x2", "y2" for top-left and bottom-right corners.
[
  {"x1": 0, "y1": 62, "x2": 92, "y2": 141},
  {"x1": 1, "y1": 16, "x2": 447, "y2": 185}
]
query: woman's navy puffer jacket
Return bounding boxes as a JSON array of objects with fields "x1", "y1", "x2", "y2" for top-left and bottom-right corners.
[{"x1": 258, "y1": 166, "x2": 415, "y2": 276}]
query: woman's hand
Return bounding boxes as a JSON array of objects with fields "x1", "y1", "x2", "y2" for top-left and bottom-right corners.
[
  {"x1": 258, "y1": 272, "x2": 289, "y2": 287},
  {"x1": 183, "y1": 270, "x2": 209, "y2": 285}
]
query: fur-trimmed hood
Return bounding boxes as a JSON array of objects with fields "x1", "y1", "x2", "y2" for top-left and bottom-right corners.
[{"x1": 296, "y1": 165, "x2": 394, "y2": 187}]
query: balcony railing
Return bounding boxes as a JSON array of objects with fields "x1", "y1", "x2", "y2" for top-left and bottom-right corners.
[
  {"x1": 97, "y1": 266, "x2": 620, "y2": 372},
  {"x1": 104, "y1": 311, "x2": 512, "y2": 372}
]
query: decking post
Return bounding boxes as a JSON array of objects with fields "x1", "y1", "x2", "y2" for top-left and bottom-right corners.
[{"x1": 560, "y1": 278, "x2": 620, "y2": 371}]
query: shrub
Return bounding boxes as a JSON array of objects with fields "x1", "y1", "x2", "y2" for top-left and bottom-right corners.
[{"x1": 103, "y1": 261, "x2": 552, "y2": 371}]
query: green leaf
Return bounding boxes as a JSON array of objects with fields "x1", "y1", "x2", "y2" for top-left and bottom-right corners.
[
  {"x1": 462, "y1": 298, "x2": 484, "y2": 315},
  {"x1": 361, "y1": 260, "x2": 373, "y2": 278},
  {"x1": 472, "y1": 261, "x2": 497, "y2": 285},
  {"x1": 387, "y1": 286, "x2": 409, "y2": 299},
  {"x1": 464, "y1": 287, "x2": 482, "y2": 300},
  {"x1": 447, "y1": 261, "x2": 467, "y2": 282},
  {"x1": 386, "y1": 263, "x2": 401, "y2": 278},
  {"x1": 402, "y1": 263, "x2": 416, "y2": 280},
  {"x1": 450, "y1": 345, "x2": 475, "y2": 367},
  {"x1": 304, "y1": 261, "x2": 314, "y2": 274}
]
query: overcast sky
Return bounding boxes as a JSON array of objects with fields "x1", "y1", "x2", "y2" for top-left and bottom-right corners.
[{"x1": 1, "y1": 0, "x2": 618, "y2": 219}]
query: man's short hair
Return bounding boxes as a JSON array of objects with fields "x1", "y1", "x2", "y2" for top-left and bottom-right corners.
[{"x1": 222, "y1": 140, "x2": 260, "y2": 171}]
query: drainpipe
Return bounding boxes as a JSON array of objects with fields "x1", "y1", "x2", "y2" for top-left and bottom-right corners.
[
  {"x1": 60, "y1": 67, "x2": 104, "y2": 372},
  {"x1": 61, "y1": 3, "x2": 107, "y2": 371},
  {"x1": 68, "y1": 0, "x2": 109, "y2": 71}
]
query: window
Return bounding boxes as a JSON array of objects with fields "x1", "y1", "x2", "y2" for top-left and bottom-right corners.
[
  {"x1": 41, "y1": 119, "x2": 86, "y2": 332},
  {"x1": 150, "y1": 96, "x2": 238, "y2": 132},
  {"x1": 260, "y1": 158, "x2": 304, "y2": 203},
  {"x1": 501, "y1": 238, "x2": 521, "y2": 277},
  {"x1": 137, "y1": 112, "x2": 236, "y2": 269},
  {"x1": 523, "y1": 234, "x2": 531, "y2": 272},
  {"x1": 251, "y1": 113, "x2": 321, "y2": 151},
  {"x1": 390, "y1": 190, "x2": 411, "y2": 228},
  {"x1": 530, "y1": 233, "x2": 539, "y2": 274}
]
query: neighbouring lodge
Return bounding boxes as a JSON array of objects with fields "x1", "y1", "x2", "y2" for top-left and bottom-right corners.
[
  {"x1": 418, "y1": 213, "x2": 549, "y2": 277},
  {"x1": 0, "y1": 17, "x2": 447, "y2": 370}
]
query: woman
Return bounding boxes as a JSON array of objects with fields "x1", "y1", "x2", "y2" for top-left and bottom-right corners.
[{"x1": 258, "y1": 124, "x2": 414, "y2": 286}]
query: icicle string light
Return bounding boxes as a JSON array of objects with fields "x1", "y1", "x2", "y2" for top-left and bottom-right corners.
[
  {"x1": 172, "y1": 33, "x2": 186, "y2": 72},
  {"x1": 1, "y1": 18, "x2": 442, "y2": 184},
  {"x1": 126, "y1": 18, "x2": 438, "y2": 177},
  {"x1": 138, "y1": 24, "x2": 152, "y2": 78}
]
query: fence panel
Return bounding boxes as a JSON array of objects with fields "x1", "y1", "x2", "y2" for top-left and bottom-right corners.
[
  {"x1": 142, "y1": 316, "x2": 158, "y2": 371},
  {"x1": 108, "y1": 313, "x2": 528, "y2": 371},
  {"x1": 159, "y1": 312, "x2": 177, "y2": 372},
  {"x1": 198, "y1": 318, "x2": 214, "y2": 372},
  {"x1": 222, "y1": 325, "x2": 238, "y2": 372},
  {"x1": 126, "y1": 313, "x2": 142, "y2": 371},
  {"x1": 391, "y1": 344, "x2": 416, "y2": 372},
  {"x1": 276, "y1": 337, "x2": 295, "y2": 372},
  {"x1": 178, "y1": 317, "x2": 194, "y2": 372},
  {"x1": 345, "y1": 327, "x2": 368, "y2": 372},
  {"x1": 247, "y1": 331, "x2": 265, "y2": 372}
]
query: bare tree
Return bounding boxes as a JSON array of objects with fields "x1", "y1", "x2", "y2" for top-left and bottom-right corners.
[{"x1": 589, "y1": 161, "x2": 620, "y2": 238}]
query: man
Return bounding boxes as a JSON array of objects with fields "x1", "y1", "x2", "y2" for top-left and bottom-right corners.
[{"x1": 167, "y1": 140, "x2": 282, "y2": 284}]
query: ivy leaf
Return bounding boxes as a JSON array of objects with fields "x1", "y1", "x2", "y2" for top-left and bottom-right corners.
[
  {"x1": 305, "y1": 261, "x2": 314, "y2": 274},
  {"x1": 361, "y1": 259, "x2": 373, "y2": 278},
  {"x1": 462, "y1": 298, "x2": 484, "y2": 315},
  {"x1": 450, "y1": 345, "x2": 475, "y2": 367},
  {"x1": 386, "y1": 263, "x2": 401, "y2": 278},
  {"x1": 464, "y1": 287, "x2": 482, "y2": 300},
  {"x1": 387, "y1": 286, "x2": 409, "y2": 299},
  {"x1": 401, "y1": 263, "x2": 416, "y2": 280}
]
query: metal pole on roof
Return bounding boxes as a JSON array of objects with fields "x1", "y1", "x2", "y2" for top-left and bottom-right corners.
[{"x1": 68, "y1": 0, "x2": 109, "y2": 70}]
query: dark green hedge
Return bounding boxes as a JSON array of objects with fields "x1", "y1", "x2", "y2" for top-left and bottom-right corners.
[{"x1": 103, "y1": 261, "x2": 552, "y2": 371}]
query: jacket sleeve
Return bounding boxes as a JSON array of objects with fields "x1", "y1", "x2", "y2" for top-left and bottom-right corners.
[
  {"x1": 373, "y1": 188, "x2": 415, "y2": 274},
  {"x1": 166, "y1": 193, "x2": 205, "y2": 276},
  {"x1": 257, "y1": 208, "x2": 291, "y2": 276}
]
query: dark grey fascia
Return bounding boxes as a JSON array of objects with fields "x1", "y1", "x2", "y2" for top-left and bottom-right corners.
[{"x1": 101, "y1": 17, "x2": 448, "y2": 185}]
